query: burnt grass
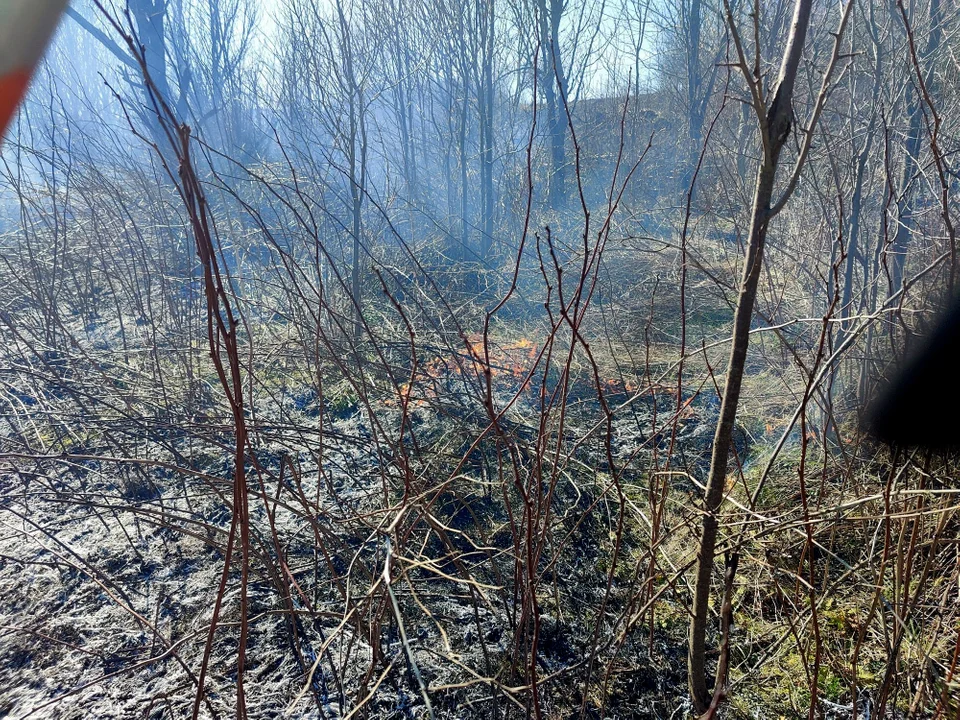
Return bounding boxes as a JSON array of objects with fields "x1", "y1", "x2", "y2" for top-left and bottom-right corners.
[{"x1": 0, "y1": 342, "x2": 741, "y2": 719}]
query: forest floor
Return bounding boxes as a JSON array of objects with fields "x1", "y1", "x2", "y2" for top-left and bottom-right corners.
[
  {"x1": 0, "y1": 329, "x2": 728, "y2": 718},
  {"x1": 0, "y1": 247, "x2": 933, "y2": 720}
]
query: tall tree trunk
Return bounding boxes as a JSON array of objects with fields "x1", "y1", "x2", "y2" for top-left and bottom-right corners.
[
  {"x1": 129, "y1": 0, "x2": 171, "y2": 145},
  {"x1": 479, "y1": 0, "x2": 495, "y2": 262},
  {"x1": 538, "y1": 0, "x2": 567, "y2": 210},
  {"x1": 682, "y1": 0, "x2": 704, "y2": 190},
  {"x1": 889, "y1": 0, "x2": 942, "y2": 293},
  {"x1": 443, "y1": 64, "x2": 457, "y2": 256},
  {"x1": 71, "y1": 1, "x2": 173, "y2": 146},
  {"x1": 392, "y1": 0, "x2": 417, "y2": 212},
  {"x1": 687, "y1": 0, "x2": 813, "y2": 712},
  {"x1": 351, "y1": 121, "x2": 363, "y2": 341},
  {"x1": 335, "y1": 0, "x2": 365, "y2": 341},
  {"x1": 840, "y1": 31, "x2": 883, "y2": 344},
  {"x1": 458, "y1": 73, "x2": 470, "y2": 260},
  {"x1": 840, "y1": 109, "x2": 876, "y2": 344}
]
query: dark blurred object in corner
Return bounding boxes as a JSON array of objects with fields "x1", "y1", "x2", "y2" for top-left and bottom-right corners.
[{"x1": 868, "y1": 295, "x2": 960, "y2": 450}]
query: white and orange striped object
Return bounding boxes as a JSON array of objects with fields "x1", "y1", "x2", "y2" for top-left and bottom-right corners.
[{"x1": 0, "y1": 1, "x2": 69, "y2": 139}]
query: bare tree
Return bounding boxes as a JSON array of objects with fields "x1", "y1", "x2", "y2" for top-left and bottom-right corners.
[
  {"x1": 280, "y1": 0, "x2": 377, "y2": 339},
  {"x1": 687, "y1": 0, "x2": 852, "y2": 712}
]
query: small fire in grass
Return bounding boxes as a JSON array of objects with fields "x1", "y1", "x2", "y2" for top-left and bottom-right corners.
[
  {"x1": 462, "y1": 333, "x2": 540, "y2": 380},
  {"x1": 384, "y1": 334, "x2": 643, "y2": 410}
]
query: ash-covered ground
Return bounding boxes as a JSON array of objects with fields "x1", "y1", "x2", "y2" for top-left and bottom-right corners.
[{"x1": 0, "y1": 339, "x2": 725, "y2": 719}]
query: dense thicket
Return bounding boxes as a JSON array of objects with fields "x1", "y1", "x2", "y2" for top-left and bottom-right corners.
[{"x1": 1, "y1": 0, "x2": 959, "y2": 718}]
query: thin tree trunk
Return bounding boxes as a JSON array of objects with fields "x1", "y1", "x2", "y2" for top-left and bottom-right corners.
[
  {"x1": 538, "y1": 0, "x2": 566, "y2": 210},
  {"x1": 840, "y1": 34, "x2": 881, "y2": 345},
  {"x1": 688, "y1": 0, "x2": 814, "y2": 711},
  {"x1": 479, "y1": 0, "x2": 495, "y2": 262},
  {"x1": 335, "y1": 0, "x2": 364, "y2": 341},
  {"x1": 889, "y1": 0, "x2": 942, "y2": 293},
  {"x1": 548, "y1": 0, "x2": 567, "y2": 209},
  {"x1": 130, "y1": 0, "x2": 171, "y2": 146},
  {"x1": 682, "y1": 0, "x2": 703, "y2": 190},
  {"x1": 458, "y1": 74, "x2": 469, "y2": 259}
]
